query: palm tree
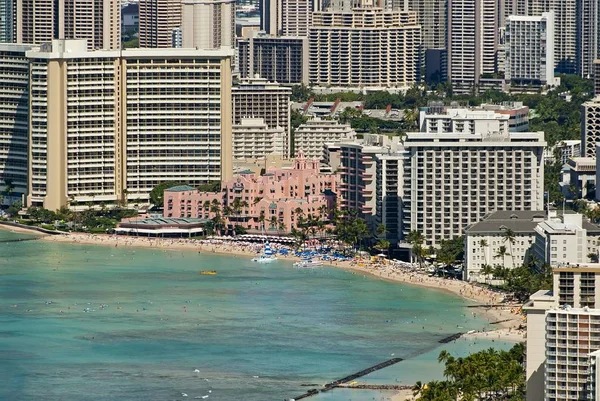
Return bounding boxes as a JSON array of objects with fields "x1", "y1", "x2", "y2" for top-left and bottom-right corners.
[
  {"x1": 481, "y1": 264, "x2": 494, "y2": 285},
  {"x1": 258, "y1": 210, "x2": 266, "y2": 232},
  {"x1": 407, "y1": 230, "x2": 425, "y2": 266},
  {"x1": 278, "y1": 221, "x2": 286, "y2": 235},
  {"x1": 502, "y1": 228, "x2": 517, "y2": 267},
  {"x1": 412, "y1": 381, "x2": 425, "y2": 397},
  {"x1": 375, "y1": 239, "x2": 391, "y2": 258},
  {"x1": 376, "y1": 223, "x2": 387, "y2": 238},
  {"x1": 402, "y1": 107, "x2": 419, "y2": 130},
  {"x1": 269, "y1": 215, "x2": 277, "y2": 231},
  {"x1": 494, "y1": 245, "x2": 510, "y2": 267},
  {"x1": 478, "y1": 238, "x2": 488, "y2": 266}
]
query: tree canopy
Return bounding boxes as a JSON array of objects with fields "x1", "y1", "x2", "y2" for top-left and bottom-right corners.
[
  {"x1": 149, "y1": 181, "x2": 185, "y2": 207},
  {"x1": 414, "y1": 343, "x2": 525, "y2": 401}
]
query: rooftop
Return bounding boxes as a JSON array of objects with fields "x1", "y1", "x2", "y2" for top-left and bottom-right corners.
[{"x1": 165, "y1": 185, "x2": 196, "y2": 192}]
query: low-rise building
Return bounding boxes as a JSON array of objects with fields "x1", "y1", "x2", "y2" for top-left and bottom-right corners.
[
  {"x1": 418, "y1": 102, "x2": 530, "y2": 135},
  {"x1": 164, "y1": 152, "x2": 338, "y2": 233},
  {"x1": 533, "y1": 212, "x2": 600, "y2": 267},
  {"x1": 233, "y1": 118, "x2": 288, "y2": 160},
  {"x1": 294, "y1": 118, "x2": 356, "y2": 160},
  {"x1": 463, "y1": 210, "x2": 546, "y2": 282}
]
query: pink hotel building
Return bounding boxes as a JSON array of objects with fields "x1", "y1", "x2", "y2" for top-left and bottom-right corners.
[{"x1": 163, "y1": 152, "x2": 339, "y2": 233}]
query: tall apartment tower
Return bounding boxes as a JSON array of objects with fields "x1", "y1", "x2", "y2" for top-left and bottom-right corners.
[
  {"x1": 25, "y1": 39, "x2": 233, "y2": 210},
  {"x1": 405, "y1": 0, "x2": 446, "y2": 51},
  {"x1": 576, "y1": 0, "x2": 600, "y2": 78},
  {"x1": 447, "y1": 0, "x2": 500, "y2": 93},
  {"x1": 528, "y1": 0, "x2": 576, "y2": 74},
  {"x1": 582, "y1": 97, "x2": 600, "y2": 158},
  {"x1": 309, "y1": 8, "x2": 421, "y2": 88},
  {"x1": 505, "y1": 12, "x2": 558, "y2": 88},
  {"x1": 139, "y1": 0, "x2": 181, "y2": 48},
  {"x1": 14, "y1": 0, "x2": 120, "y2": 49},
  {"x1": 0, "y1": 44, "x2": 34, "y2": 201},
  {"x1": 260, "y1": 0, "x2": 322, "y2": 37},
  {"x1": 0, "y1": 0, "x2": 15, "y2": 42},
  {"x1": 181, "y1": 0, "x2": 235, "y2": 49}
]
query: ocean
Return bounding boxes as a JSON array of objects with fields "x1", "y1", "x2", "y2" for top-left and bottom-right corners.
[{"x1": 0, "y1": 229, "x2": 514, "y2": 401}]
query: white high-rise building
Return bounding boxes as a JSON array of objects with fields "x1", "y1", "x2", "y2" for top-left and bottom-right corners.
[
  {"x1": 25, "y1": 39, "x2": 233, "y2": 210},
  {"x1": 505, "y1": 12, "x2": 559, "y2": 88},
  {"x1": 524, "y1": 265, "x2": 600, "y2": 401},
  {"x1": 181, "y1": 0, "x2": 235, "y2": 50},
  {"x1": 401, "y1": 130, "x2": 545, "y2": 247},
  {"x1": 260, "y1": 0, "x2": 322, "y2": 37},
  {"x1": 139, "y1": 0, "x2": 181, "y2": 48},
  {"x1": 447, "y1": 0, "x2": 499, "y2": 93},
  {"x1": 294, "y1": 118, "x2": 356, "y2": 160},
  {"x1": 528, "y1": 0, "x2": 576, "y2": 74}
]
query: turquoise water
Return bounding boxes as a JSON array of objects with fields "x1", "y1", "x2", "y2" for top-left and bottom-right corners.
[{"x1": 0, "y1": 229, "x2": 514, "y2": 401}]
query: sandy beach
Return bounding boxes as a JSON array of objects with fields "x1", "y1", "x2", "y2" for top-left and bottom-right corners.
[{"x1": 3, "y1": 226, "x2": 525, "y2": 399}]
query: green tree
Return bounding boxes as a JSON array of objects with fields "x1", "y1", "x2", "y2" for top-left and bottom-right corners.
[
  {"x1": 149, "y1": 181, "x2": 185, "y2": 207},
  {"x1": 407, "y1": 230, "x2": 426, "y2": 266},
  {"x1": 502, "y1": 228, "x2": 517, "y2": 267}
]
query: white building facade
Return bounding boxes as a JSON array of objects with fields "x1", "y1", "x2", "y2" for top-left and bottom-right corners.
[
  {"x1": 232, "y1": 118, "x2": 288, "y2": 160},
  {"x1": 294, "y1": 119, "x2": 356, "y2": 160},
  {"x1": 402, "y1": 130, "x2": 545, "y2": 247},
  {"x1": 505, "y1": 12, "x2": 558, "y2": 88}
]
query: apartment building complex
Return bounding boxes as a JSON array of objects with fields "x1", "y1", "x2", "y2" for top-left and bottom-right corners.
[
  {"x1": 232, "y1": 77, "x2": 291, "y2": 157},
  {"x1": 232, "y1": 118, "x2": 288, "y2": 160},
  {"x1": 181, "y1": 0, "x2": 235, "y2": 49},
  {"x1": 505, "y1": 12, "x2": 558, "y2": 88},
  {"x1": 524, "y1": 264, "x2": 600, "y2": 401},
  {"x1": 575, "y1": 0, "x2": 599, "y2": 78},
  {"x1": 0, "y1": 44, "x2": 34, "y2": 201},
  {"x1": 12, "y1": 0, "x2": 120, "y2": 49},
  {"x1": 259, "y1": 0, "x2": 322, "y2": 37},
  {"x1": 294, "y1": 118, "x2": 356, "y2": 160},
  {"x1": 308, "y1": 8, "x2": 421, "y2": 89},
  {"x1": 23, "y1": 39, "x2": 233, "y2": 210},
  {"x1": 401, "y1": 130, "x2": 545, "y2": 247},
  {"x1": 447, "y1": 0, "x2": 499, "y2": 93},
  {"x1": 0, "y1": 0, "x2": 14, "y2": 42},
  {"x1": 139, "y1": 0, "x2": 181, "y2": 48},
  {"x1": 528, "y1": 0, "x2": 576, "y2": 74},
  {"x1": 238, "y1": 34, "x2": 308, "y2": 85},
  {"x1": 375, "y1": 151, "x2": 408, "y2": 241}
]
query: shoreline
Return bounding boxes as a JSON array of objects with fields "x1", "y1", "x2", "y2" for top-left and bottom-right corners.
[
  {"x1": 4, "y1": 227, "x2": 524, "y2": 400},
  {"x1": 5, "y1": 227, "x2": 524, "y2": 336},
  {"x1": 33, "y1": 231, "x2": 523, "y2": 333}
]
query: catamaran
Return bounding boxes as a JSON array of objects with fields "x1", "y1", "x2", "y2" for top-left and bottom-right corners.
[{"x1": 252, "y1": 242, "x2": 278, "y2": 263}]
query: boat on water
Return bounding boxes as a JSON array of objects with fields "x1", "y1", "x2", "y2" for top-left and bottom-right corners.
[
  {"x1": 252, "y1": 242, "x2": 277, "y2": 263},
  {"x1": 293, "y1": 260, "x2": 323, "y2": 268},
  {"x1": 200, "y1": 271, "x2": 217, "y2": 275}
]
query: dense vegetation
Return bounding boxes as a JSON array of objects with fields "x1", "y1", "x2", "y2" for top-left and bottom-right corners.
[
  {"x1": 414, "y1": 343, "x2": 526, "y2": 401},
  {"x1": 4, "y1": 205, "x2": 139, "y2": 233},
  {"x1": 291, "y1": 75, "x2": 593, "y2": 146}
]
